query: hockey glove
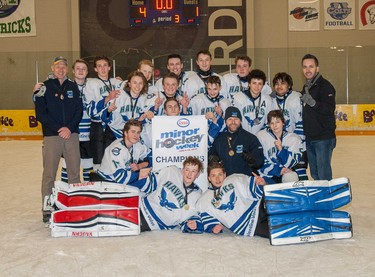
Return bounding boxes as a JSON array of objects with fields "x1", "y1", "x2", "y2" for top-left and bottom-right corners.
[{"x1": 301, "y1": 92, "x2": 316, "y2": 107}]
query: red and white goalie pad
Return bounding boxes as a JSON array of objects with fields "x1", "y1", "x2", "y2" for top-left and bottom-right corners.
[
  {"x1": 52, "y1": 181, "x2": 140, "y2": 210},
  {"x1": 50, "y1": 208, "x2": 140, "y2": 237}
]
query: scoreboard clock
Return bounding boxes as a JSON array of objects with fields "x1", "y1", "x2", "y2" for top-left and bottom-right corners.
[{"x1": 129, "y1": 0, "x2": 200, "y2": 26}]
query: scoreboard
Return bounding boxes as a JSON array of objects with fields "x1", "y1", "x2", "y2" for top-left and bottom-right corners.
[{"x1": 129, "y1": 0, "x2": 200, "y2": 26}]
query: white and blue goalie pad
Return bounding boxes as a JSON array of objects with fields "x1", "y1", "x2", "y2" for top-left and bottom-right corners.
[
  {"x1": 268, "y1": 210, "x2": 353, "y2": 245},
  {"x1": 264, "y1": 177, "x2": 351, "y2": 215}
]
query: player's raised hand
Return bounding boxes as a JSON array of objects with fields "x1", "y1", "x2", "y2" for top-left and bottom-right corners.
[
  {"x1": 154, "y1": 91, "x2": 163, "y2": 110},
  {"x1": 274, "y1": 136, "x2": 282, "y2": 151},
  {"x1": 214, "y1": 104, "x2": 223, "y2": 117},
  {"x1": 139, "y1": 167, "x2": 152, "y2": 180},
  {"x1": 107, "y1": 99, "x2": 117, "y2": 113},
  {"x1": 179, "y1": 91, "x2": 189, "y2": 108},
  {"x1": 105, "y1": 89, "x2": 120, "y2": 103}
]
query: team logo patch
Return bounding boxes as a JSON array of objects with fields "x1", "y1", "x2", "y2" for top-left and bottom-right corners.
[
  {"x1": 0, "y1": 0, "x2": 20, "y2": 19},
  {"x1": 290, "y1": 7, "x2": 318, "y2": 21},
  {"x1": 112, "y1": 147, "x2": 121, "y2": 156},
  {"x1": 327, "y1": 2, "x2": 352, "y2": 20},
  {"x1": 236, "y1": 145, "x2": 243, "y2": 154},
  {"x1": 67, "y1": 90, "x2": 74, "y2": 98}
]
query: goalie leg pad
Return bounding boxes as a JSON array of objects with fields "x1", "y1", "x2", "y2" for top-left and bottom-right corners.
[
  {"x1": 268, "y1": 210, "x2": 353, "y2": 246},
  {"x1": 264, "y1": 177, "x2": 352, "y2": 215},
  {"x1": 50, "y1": 208, "x2": 140, "y2": 237},
  {"x1": 52, "y1": 181, "x2": 140, "y2": 210}
]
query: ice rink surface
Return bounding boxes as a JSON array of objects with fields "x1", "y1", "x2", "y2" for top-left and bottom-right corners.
[{"x1": 0, "y1": 136, "x2": 374, "y2": 277}]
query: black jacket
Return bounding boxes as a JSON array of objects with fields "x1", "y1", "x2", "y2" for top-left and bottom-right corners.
[
  {"x1": 302, "y1": 75, "x2": 336, "y2": 141},
  {"x1": 209, "y1": 127, "x2": 264, "y2": 176},
  {"x1": 34, "y1": 78, "x2": 83, "y2": 136}
]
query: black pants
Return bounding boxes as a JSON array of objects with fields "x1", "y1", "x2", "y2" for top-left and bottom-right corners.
[{"x1": 254, "y1": 197, "x2": 270, "y2": 238}]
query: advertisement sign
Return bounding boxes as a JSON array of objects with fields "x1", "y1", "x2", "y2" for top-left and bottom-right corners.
[
  {"x1": 359, "y1": 0, "x2": 375, "y2": 30},
  {"x1": 289, "y1": 0, "x2": 320, "y2": 31},
  {"x1": 324, "y1": 0, "x2": 355, "y2": 30}
]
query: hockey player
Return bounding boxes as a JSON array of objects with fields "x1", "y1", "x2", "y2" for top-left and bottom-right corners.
[
  {"x1": 232, "y1": 69, "x2": 275, "y2": 135},
  {"x1": 102, "y1": 71, "x2": 148, "y2": 139},
  {"x1": 196, "y1": 162, "x2": 269, "y2": 237},
  {"x1": 137, "y1": 59, "x2": 157, "y2": 95},
  {"x1": 270, "y1": 72, "x2": 307, "y2": 180},
  {"x1": 94, "y1": 119, "x2": 152, "y2": 184},
  {"x1": 144, "y1": 72, "x2": 187, "y2": 115},
  {"x1": 141, "y1": 97, "x2": 190, "y2": 149},
  {"x1": 189, "y1": 75, "x2": 231, "y2": 148},
  {"x1": 197, "y1": 162, "x2": 352, "y2": 244},
  {"x1": 130, "y1": 156, "x2": 204, "y2": 233},
  {"x1": 256, "y1": 110, "x2": 303, "y2": 184},
  {"x1": 34, "y1": 56, "x2": 83, "y2": 223},
  {"x1": 183, "y1": 50, "x2": 229, "y2": 100},
  {"x1": 154, "y1": 53, "x2": 194, "y2": 93},
  {"x1": 84, "y1": 56, "x2": 123, "y2": 169},
  {"x1": 60, "y1": 59, "x2": 93, "y2": 182},
  {"x1": 223, "y1": 56, "x2": 272, "y2": 101}
]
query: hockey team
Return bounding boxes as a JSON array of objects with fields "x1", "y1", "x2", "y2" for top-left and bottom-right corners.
[{"x1": 33, "y1": 51, "x2": 352, "y2": 245}]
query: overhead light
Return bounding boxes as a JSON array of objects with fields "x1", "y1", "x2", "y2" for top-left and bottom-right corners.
[
  {"x1": 337, "y1": 49, "x2": 344, "y2": 52},
  {"x1": 355, "y1": 45, "x2": 363, "y2": 48},
  {"x1": 330, "y1": 46, "x2": 337, "y2": 50}
]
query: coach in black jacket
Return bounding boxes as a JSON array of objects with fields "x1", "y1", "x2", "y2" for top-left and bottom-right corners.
[
  {"x1": 301, "y1": 54, "x2": 336, "y2": 181},
  {"x1": 209, "y1": 106, "x2": 264, "y2": 176}
]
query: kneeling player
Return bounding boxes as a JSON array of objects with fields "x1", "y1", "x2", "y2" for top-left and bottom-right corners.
[{"x1": 93, "y1": 119, "x2": 152, "y2": 184}]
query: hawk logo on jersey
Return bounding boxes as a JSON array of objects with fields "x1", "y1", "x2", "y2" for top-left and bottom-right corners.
[
  {"x1": 216, "y1": 191, "x2": 237, "y2": 212},
  {"x1": 159, "y1": 187, "x2": 179, "y2": 211}
]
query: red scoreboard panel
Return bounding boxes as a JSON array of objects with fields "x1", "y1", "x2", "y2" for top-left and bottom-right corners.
[{"x1": 129, "y1": 0, "x2": 200, "y2": 26}]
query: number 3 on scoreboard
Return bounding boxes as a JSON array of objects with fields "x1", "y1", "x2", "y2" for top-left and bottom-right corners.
[{"x1": 174, "y1": 14, "x2": 180, "y2": 23}]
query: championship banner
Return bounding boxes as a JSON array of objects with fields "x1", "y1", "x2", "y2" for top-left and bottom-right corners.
[
  {"x1": 359, "y1": 0, "x2": 375, "y2": 30},
  {"x1": 0, "y1": 0, "x2": 36, "y2": 37},
  {"x1": 0, "y1": 110, "x2": 41, "y2": 136},
  {"x1": 324, "y1": 0, "x2": 355, "y2": 30},
  {"x1": 289, "y1": 0, "x2": 320, "y2": 31},
  {"x1": 152, "y1": 115, "x2": 208, "y2": 191}
]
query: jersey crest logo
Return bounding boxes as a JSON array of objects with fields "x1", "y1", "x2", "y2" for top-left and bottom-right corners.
[
  {"x1": 159, "y1": 187, "x2": 178, "y2": 211},
  {"x1": 215, "y1": 191, "x2": 237, "y2": 212}
]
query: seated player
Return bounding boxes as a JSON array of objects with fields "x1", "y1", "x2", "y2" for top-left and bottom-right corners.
[
  {"x1": 197, "y1": 161, "x2": 352, "y2": 245},
  {"x1": 196, "y1": 161, "x2": 268, "y2": 237},
  {"x1": 93, "y1": 119, "x2": 152, "y2": 184},
  {"x1": 130, "y1": 156, "x2": 204, "y2": 233},
  {"x1": 256, "y1": 110, "x2": 303, "y2": 183}
]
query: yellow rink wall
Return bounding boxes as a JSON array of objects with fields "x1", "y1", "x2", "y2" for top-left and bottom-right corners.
[{"x1": 0, "y1": 105, "x2": 374, "y2": 139}]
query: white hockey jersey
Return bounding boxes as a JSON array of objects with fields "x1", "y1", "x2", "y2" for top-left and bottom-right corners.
[
  {"x1": 139, "y1": 166, "x2": 203, "y2": 231},
  {"x1": 233, "y1": 91, "x2": 276, "y2": 135},
  {"x1": 196, "y1": 174, "x2": 264, "y2": 236},
  {"x1": 223, "y1": 73, "x2": 272, "y2": 101},
  {"x1": 271, "y1": 90, "x2": 304, "y2": 143},
  {"x1": 84, "y1": 77, "x2": 123, "y2": 122},
  {"x1": 183, "y1": 72, "x2": 230, "y2": 100},
  {"x1": 97, "y1": 139, "x2": 151, "y2": 184},
  {"x1": 102, "y1": 90, "x2": 147, "y2": 138},
  {"x1": 256, "y1": 128, "x2": 303, "y2": 178}
]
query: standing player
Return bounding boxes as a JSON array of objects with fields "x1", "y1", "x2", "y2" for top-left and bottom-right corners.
[
  {"x1": 131, "y1": 156, "x2": 204, "y2": 233},
  {"x1": 189, "y1": 75, "x2": 231, "y2": 148},
  {"x1": 102, "y1": 71, "x2": 148, "y2": 140},
  {"x1": 60, "y1": 59, "x2": 93, "y2": 182},
  {"x1": 34, "y1": 56, "x2": 83, "y2": 223},
  {"x1": 84, "y1": 55, "x2": 122, "y2": 169},
  {"x1": 256, "y1": 110, "x2": 303, "y2": 184},
  {"x1": 223, "y1": 55, "x2": 272, "y2": 101},
  {"x1": 137, "y1": 59, "x2": 157, "y2": 95},
  {"x1": 184, "y1": 50, "x2": 229, "y2": 100},
  {"x1": 232, "y1": 69, "x2": 275, "y2": 135},
  {"x1": 94, "y1": 119, "x2": 152, "y2": 184},
  {"x1": 154, "y1": 53, "x2": 194, "y2": 94}
]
